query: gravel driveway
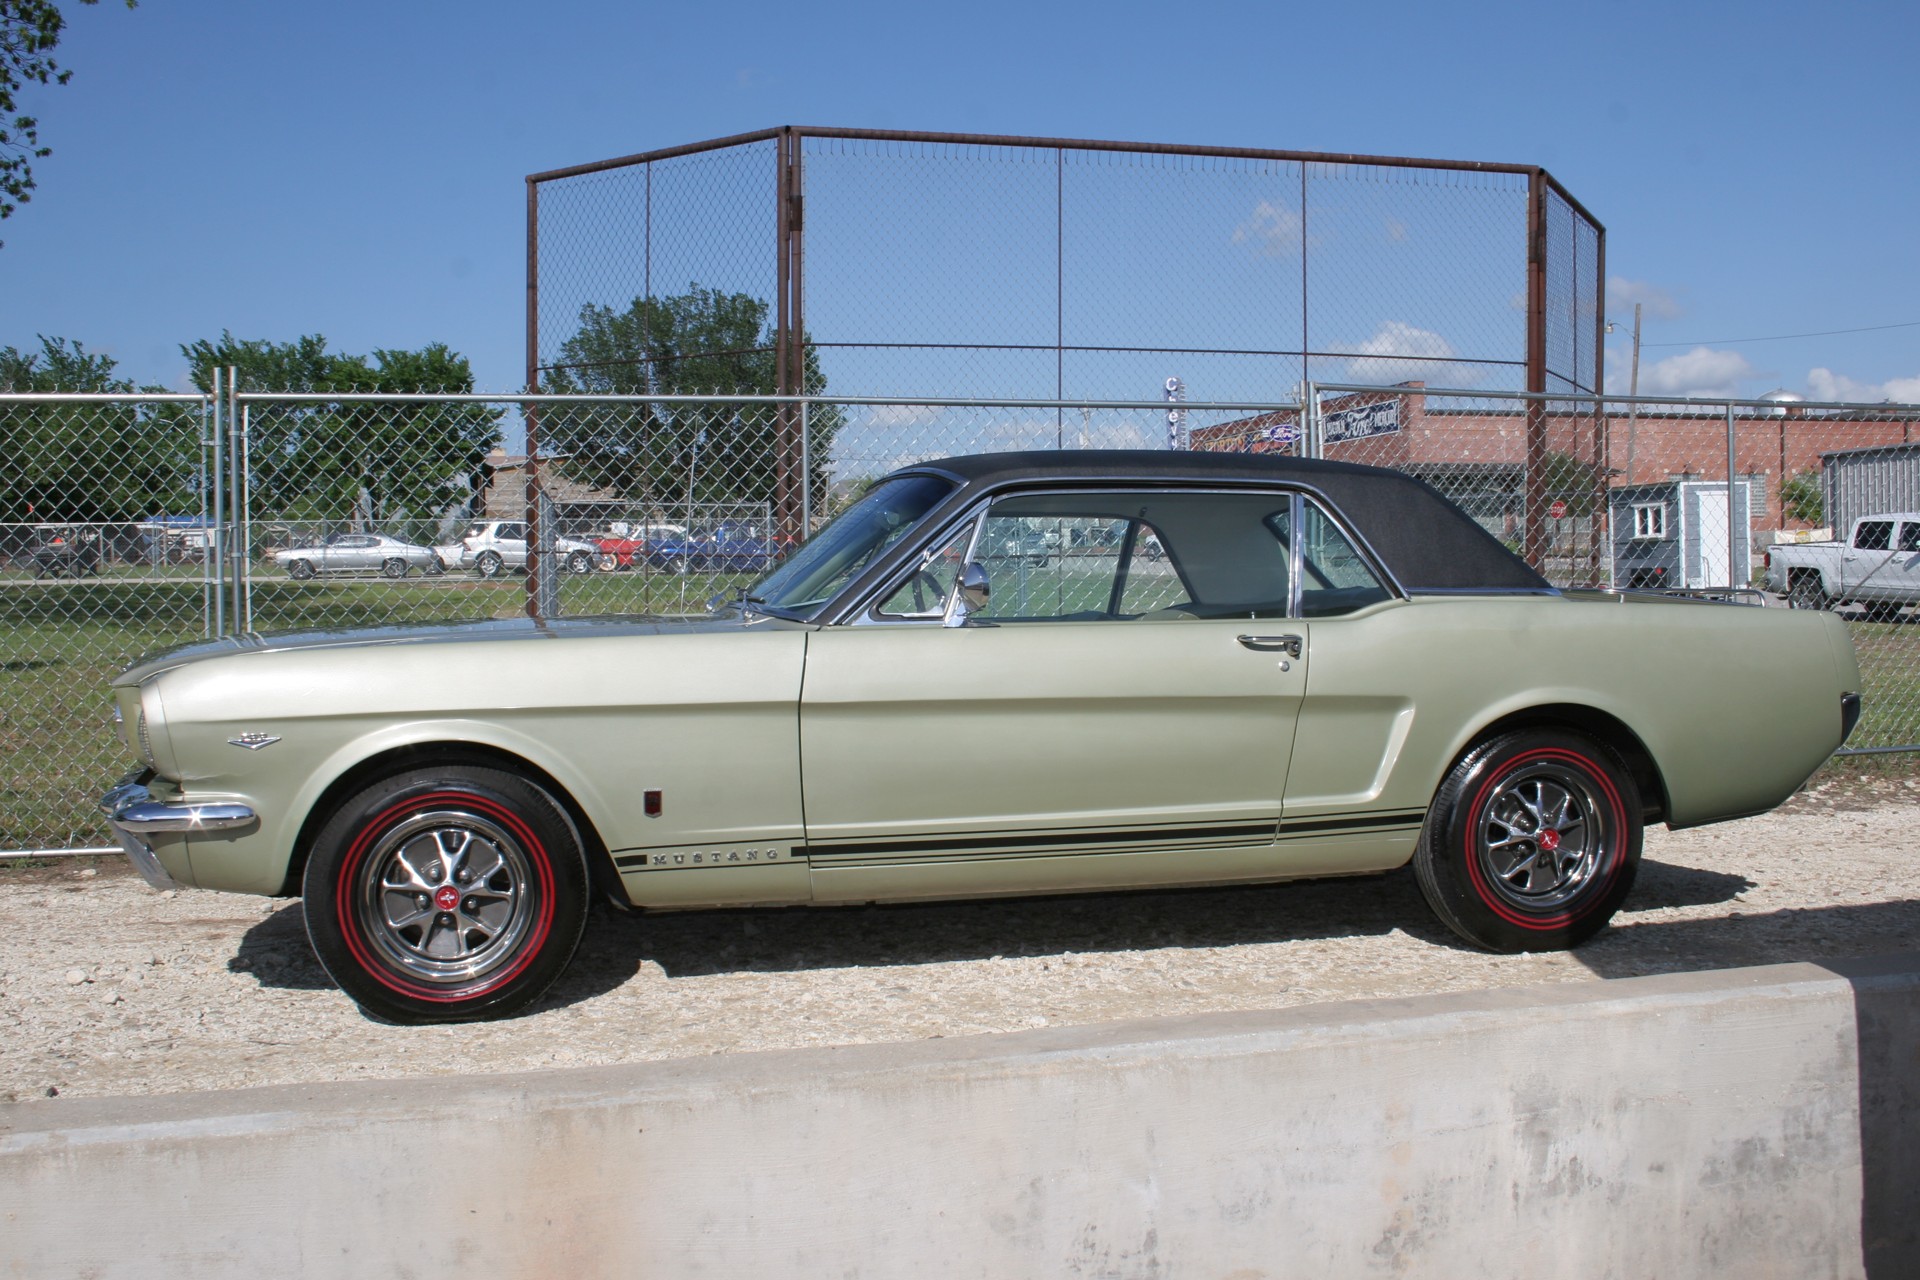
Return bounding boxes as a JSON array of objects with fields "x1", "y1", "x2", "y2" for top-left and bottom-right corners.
[{"x1": 5, "y1": 775, "x2": 1917, "y2": 1102}]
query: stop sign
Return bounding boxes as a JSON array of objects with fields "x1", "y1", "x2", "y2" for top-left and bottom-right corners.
[{"x1": 1548, "y1": 499, "x2": 1568, "y2": 518}]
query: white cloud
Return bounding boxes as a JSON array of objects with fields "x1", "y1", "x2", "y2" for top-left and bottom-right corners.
[
  {"x1": 1636, "y1": 347, "x2": 1754, "y2": 399},
  {"x1": 1805, "y1": 368, "x2": 1920, "y2": 404},
  {"x1": 1345, "y1": 321, "x2": 1458, "y2": 384},
  {"x1": 1232, "y1": 200, "x2": 1304, "y2": 257},
  {"x1": 1605, "y1": 276, "x2": 1682, "y2": 321}
]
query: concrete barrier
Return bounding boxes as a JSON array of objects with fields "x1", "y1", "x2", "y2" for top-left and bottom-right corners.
[{"x1": 4, "y1": 957, "x2": 1916, "y2": 1278}]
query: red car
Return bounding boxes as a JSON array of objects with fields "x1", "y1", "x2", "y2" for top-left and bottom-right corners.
[{"x1": 593, "y1": 523, "x2": 686, "y2": 571}]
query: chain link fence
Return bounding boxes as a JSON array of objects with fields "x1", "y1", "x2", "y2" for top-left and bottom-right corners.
[{"x1": 5, "y1": 384, "x2": 1916, "y2": 853}]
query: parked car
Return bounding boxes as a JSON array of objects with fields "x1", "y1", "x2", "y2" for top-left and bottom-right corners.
[
  {"x1": 29, "y1": 528, "x2": 102, "y2": 578},
  {"x1": 645, "y1": 523, "x2": 779, "y2": 575},
  {"x1": 1767, "y1": 513, "x2": 1920, "y2": 619},
  {"x1": 273, "y1": 533, "x2": 443, "y2": 580},
  {"x1": 593, "y1": 523, "x2": 688, "y2": 571},
  {"x1": 100, "y1": 450, "x2": 1861, "y2": 1024},
  {"x1": 444, "y1": 520, "x2": 599, "y2": 577}
]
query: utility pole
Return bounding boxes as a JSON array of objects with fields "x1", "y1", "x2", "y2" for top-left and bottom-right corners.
[{"x1": 1621, "y1": 303, "x2": 1643, "y2": 484}]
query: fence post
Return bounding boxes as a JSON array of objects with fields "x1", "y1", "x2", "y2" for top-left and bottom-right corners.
[
  {"x1": 1301, "y1": 382, "x2": 1320, "y2": 459},
  {"x1": 800, "y1": 398, "x2": 812, "y2": 537},
  {"x1": 226, "y1": 368, "x2": 244, "y2": 632},
  {"x1": 207, "y1": 369, "x2": 224, "y2": 638},
  {"x1": 1726, "y1": 401, "x2": 1739, "y2": 591}
]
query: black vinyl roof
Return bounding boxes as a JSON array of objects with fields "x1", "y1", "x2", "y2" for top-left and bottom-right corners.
[{"x1": 898, "y1": 450, "x2": 1549, "y2": 592}]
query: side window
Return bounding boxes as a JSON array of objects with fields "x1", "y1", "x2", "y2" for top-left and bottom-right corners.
[
  {"x1": 1897, "y1": 522, "x2": 1920, "y2": 553},
  {"x1": 500, "y1": 523, "x2": 525, "y2": 542},
  {"x1": 878, "y1": 524, "x2": 974, "y2": 617},
  {"x1": 1296, "y1": 503, "x2": 1391, "y2": 618},
  {"x1": 1854, "y1": 521, "x2": 1893, "y2": 551},
  {"x1": 975, "y1": 512, "x2": 1130, "y2": 622}
]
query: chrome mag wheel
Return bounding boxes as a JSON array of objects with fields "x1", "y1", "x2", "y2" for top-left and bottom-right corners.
[
  {"x1": 354, "y1": 809, "x2": 539, "y2": 986},
  {"x1": 1474, "y1": 764, "x2": 1606, "y2": 913}
]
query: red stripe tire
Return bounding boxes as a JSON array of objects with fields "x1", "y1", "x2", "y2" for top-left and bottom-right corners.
[
  {"x1": 1413, "y1": 730, "x2": 1643, "y2": 953},
  {"x1": 302, "y1": 766, "x2": 590, "y2": 1024}
]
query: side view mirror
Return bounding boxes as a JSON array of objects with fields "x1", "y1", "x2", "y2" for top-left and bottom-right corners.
[{"x1": 942, "y1": 561, "x2": 991, "y2": 628}]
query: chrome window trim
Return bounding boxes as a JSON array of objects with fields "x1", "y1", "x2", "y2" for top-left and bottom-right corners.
[{"x1": 826, "y1": 478, "x2": 1407, "y2": 627}]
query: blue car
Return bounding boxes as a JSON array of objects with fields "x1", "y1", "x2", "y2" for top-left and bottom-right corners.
[{"x1": 646, "y1": 523, "x2": 779, "y2": 575}]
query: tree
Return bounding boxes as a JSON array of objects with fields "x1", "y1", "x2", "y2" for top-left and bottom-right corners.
[
  {"x1": 0, "y1": 334, "x2": 199, "y2": 522},
  {"x1": 541, "y1": 285, "x2": 841, "y2": 525},
  {"x1": 1779, "y1": 468, "x2": 1824, "y2": 526},
  {"x1": 1, "y1": 0, "x2": 135, "y2": 244},
  {"x1": 182, "y1": 332, "x2": 502, "y2": 535}
]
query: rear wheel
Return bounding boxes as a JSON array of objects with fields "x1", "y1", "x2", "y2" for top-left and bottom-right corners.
[
  {"x1": 474, "y1": 550, "x2": 504, "y2": 578},
  {"x1": 1787, "y1": 573, "x2": 1829, "y2": 611},
  {"x1": 288, "y1": 558, "x2": 317, "y2": 581},
  {"x1": 302, "y1": 766, "x2": 590, "y2": 1024},
  {"x1": 596, "y1": 552, "x2": 619, "y2": 572},
  {"x1": 1413, "y1": 729, "x2": 1642, "y2": 952},
  {"x1": 381, "y1": 557, "x2": 407, "y2": 578}
]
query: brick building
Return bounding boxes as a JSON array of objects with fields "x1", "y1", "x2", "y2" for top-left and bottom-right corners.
[{"x1": 1193, "y1": 386, "x2": 1919, "y2": 534}]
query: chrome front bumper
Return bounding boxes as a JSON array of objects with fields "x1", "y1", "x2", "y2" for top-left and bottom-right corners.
[{"x1": 99, "y1": 772, "x2": 257, "y2": 891}]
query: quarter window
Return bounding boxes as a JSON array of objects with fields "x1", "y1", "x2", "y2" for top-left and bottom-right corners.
[
  {"x1": 1854, "y1": 520, "x2": 1893, "y2": 551},
  {"x1": 1899, "y1": 522, "x2": 1920, "y2": 553}
]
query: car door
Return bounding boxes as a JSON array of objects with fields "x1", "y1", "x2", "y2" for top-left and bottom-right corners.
[
  {"x1": 1841, "y1": 519, "x2": 1895, "y2": 599},
  {"x1": 1896, "y1": 520, "x2": 1920, "y2": 601},
  {"x1": 800, "y1": 486, "x2": 1314, "y2": 903}
]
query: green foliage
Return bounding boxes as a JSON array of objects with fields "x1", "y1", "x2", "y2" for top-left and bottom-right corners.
[
  {"x1": 1539, "y1": 449, "x2": 1604, "y2": 517},
  {"x1": 181, "y1": 332, "x2": 503, "y2": 531},
  {"x1": 0, "y1": 0, "x2": 135, "y2": 241},
  {"x1": 0, "y1": 335, "x2": 200, "y2": 521},
  {"x1": 542, "y1": 285, "x2": 841, "y2": 515},
  {"x1": 1780, "y1": 468, "x2": 1824, "y2": 526}
]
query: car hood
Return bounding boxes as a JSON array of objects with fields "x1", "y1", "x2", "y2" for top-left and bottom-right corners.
[{"x1": 112, "y1": 612, "x2": 806, "y2": 686}]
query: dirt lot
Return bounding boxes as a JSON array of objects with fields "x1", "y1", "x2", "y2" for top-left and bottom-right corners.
[{"x1": 4, "y1": 772, "x2": 1917, "y2": 1102}]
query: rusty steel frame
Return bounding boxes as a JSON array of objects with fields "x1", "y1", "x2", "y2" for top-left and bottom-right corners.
[{"x1": 526, "y1": 126, "x2": 1607, "y2": 573}]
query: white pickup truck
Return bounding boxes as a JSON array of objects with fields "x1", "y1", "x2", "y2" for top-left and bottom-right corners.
[{"x1": 1766, "y1": 513, "x2": 1920, "y2": 617}]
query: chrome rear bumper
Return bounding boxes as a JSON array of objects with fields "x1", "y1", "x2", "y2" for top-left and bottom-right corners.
[{"x1": 99, "y1": 772, "x2": 257, "y2": 891}]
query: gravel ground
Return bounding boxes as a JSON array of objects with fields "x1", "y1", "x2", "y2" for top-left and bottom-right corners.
[{"x1": 4, "y1": 774, "x2": 1918, "y2": 1103}]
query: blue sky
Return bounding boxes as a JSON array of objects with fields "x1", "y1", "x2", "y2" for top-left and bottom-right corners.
[{"x1": 4, "y1": 0, "x2": 1918, "y2": 405}]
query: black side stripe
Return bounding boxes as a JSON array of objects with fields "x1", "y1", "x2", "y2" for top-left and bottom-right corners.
[
  {"x1": 802, "y1": 821, "x2": 1275, "y2": 861},
  {"x1": 1279, "y1": 811, "x2": 1426, "y2": 837}
]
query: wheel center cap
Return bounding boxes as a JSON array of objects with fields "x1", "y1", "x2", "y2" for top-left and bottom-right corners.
[
  {"x1": 434, "y1": 885, "x2": 460, "y2": 911},
  {"x1": 1538, "y1": 829, "x2": 1562, "y2": 852}
]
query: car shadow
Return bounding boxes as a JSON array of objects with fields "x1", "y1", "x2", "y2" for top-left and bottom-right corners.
[
  {"x1": 606, "y1": 868, "x2": 1456, "y2": 980},
  {"x1": 231, "y1": 900, "x2": 645, "y2": 1016}
]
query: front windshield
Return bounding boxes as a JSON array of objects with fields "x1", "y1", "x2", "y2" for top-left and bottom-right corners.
[{"x1": 745, "y1": 474, "x2": 955, "y2": 618}]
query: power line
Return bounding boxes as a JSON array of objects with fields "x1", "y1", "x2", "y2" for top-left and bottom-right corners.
[{"x1": 1641, "y1": 318, "x2": 1920, "y2": 348}]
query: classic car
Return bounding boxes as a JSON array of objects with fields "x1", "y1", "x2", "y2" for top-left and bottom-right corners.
[
  {"x1": 100, "y1": 450, "x2": 1862, "y2": 1024},
  {"x1": 593, "y1": 523, "x2": 688, "y2": 571},
  {"x1": 645, "y1": 523, "x2": 780, "y2": 575},
  {"x1": 273, "y1": 533, "x2": 444, "y2": 580},
  {"x1": 444, "y1": 519, "x2": 599, "y2": 577}
]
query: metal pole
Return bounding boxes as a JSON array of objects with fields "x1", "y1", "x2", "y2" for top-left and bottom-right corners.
[
  {"x1": 1302, "y1": 381, "x2": 1320, "y2": 460},
  {"x1": 1726, "y1": 401, "x2": 1739, "y2": 591},
  {"x1": 800, "y1": 399, "x2": 812, "y2": 536},
  {"x1": 238, "y1": 403, "x2": 253, "y2": 632},
  {"x1": 226, "y1": 367, "x2": 244, "y2": 633},
  {"x1": 208, "y1": 369, "x2": 224, "y2": 638},
  {"x1": 1522, "y1": 170, "x2": 1549, "y2": 572},
  {"x1": 1622, "y1": 303, "x2": 1643, "y2": 485}
]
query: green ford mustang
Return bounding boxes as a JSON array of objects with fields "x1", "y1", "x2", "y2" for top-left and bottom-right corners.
[{"x1": 101, "y1": 451, "x2": 1863, "y2": 1023}]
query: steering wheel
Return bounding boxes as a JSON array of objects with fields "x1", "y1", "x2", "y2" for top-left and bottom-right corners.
[{"x1": 910, "y1": 569, "x2": 948, "y2": 614}]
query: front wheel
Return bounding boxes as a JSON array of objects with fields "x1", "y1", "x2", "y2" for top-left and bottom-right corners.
[
  {"x1": 381, "y1": 557, "x2": 407, "y2": 579},
  {"x1": 288, "y1": 558, "x2": 317, "y2": 581},
  {"x1": 1787, "y1": 574, "x2": 1829, "y2": 611},
  {"x1": 302, "y1": 766, "x2": 591, "y2": 1024},
  {"x1": 1413, "y1": 729, "x2": 1642, "y2": 953},
  {"x1": 474, "y1": 550, "x2": 504, "y2": 578},
  {"x1": 565, "y1": 550, "x2": 593, "y2": 575}
]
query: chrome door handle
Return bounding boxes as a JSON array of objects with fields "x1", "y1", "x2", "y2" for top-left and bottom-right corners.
[{"x1": 1237, "y1": 634, "x2": 1302, "y2": 658}]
